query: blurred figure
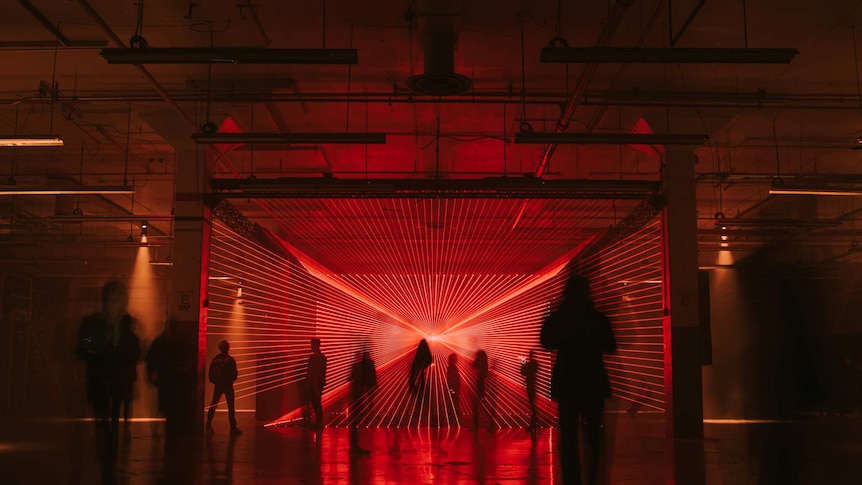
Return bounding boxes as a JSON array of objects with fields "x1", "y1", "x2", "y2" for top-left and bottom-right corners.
[
  {"x1": 447, "y1": 353, "x2": 461, "y2": 420},
  {"x1": 303, "y1": 338, "x2": 328, "y2": 428},
  {"x1": 206, "y1": 340, "x2": 242, "y2": 435},
  {"x1": 521, "y1": 350, "x2": 539, "y2": 430},
  {"x1": 409, "y1": 339, "x2": 432, "y2": 395},
  {"x1": 541, "y1": 274, "x2": 616, "y2": 485},
  {"x1": 349, "y1": 349, "x2": 377, "y2": 454},
  {"x1": 121, "y1": 319, "x2": 140, "y2": 434},
  {"x1": 76, "y1": 279, "x2": 141, "y2": 441},
  {"x1": 146, "y1": 330, "x2": 170, "y2": 436},
  {"x1": 472, "y1": 349, "x2": 489, "y2": 429}
]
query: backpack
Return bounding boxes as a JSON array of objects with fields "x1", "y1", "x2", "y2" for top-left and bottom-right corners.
[{"x1": 209, "y1": 355, "x2": 225, "y2": 384}]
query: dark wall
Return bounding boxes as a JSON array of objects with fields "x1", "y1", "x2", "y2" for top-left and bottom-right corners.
[
  {"x1": 703, "y1": 245, "x2": 862, "y2": 419},
  {"x1": 0, "y1": 272, "x2": 75, "y2": 417}
]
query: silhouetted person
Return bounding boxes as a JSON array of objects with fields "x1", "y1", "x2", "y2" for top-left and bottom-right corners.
[
  {"x1": 447, "y1": 353, "x2": 461, "y2": 419},
  {"x1": 409, "y1": 339, "x2": 432, "y2": 395},
  {"x1": 206, "y1": 340, "x2": 241, "y2": 435},
  {"x1": 521, "y1": 349, "x2": 539, "y2": 430},
  {"x1": 121, "y1": 319, "x2": 140, "y2": 433},
  {"x1": 146, "y1": 331, "x2": 170, "y2": 432},
  {"x1": 76, "y1": 279, "x2": 141, "y2": 479},
  {"x1": 349, "y1": 349, "x2": 377, "y2": 454},
  {"x1": 541, "y1": 274, "x2": 616, "y2": 485},
  {"x1": 76, "y1": 281, "x2": 141, "y2": 435},
  {"x1": 303, "y1": 338, "x2": 327, "y2": 428},
  {"x1": 472, "y1": 349, "x2": 489, "y2": 429}
]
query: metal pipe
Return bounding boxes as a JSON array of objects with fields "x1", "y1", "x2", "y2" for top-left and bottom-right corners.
[
  {"x1": 0, "y1": 92, "x2": 567, "y2": 105},
  {"x1": 0, "y1": 41, "x2": 105, "y2": 51},
  {"x1": 695, "y1": 172, "x2": 862, "y2": 184},
  {"x1": 582, "y1": 89, "x2": 862, "y2": 110},
  {"x1": 584, "y1": 0, "x2": 666, "y2": 132},
  {"x1": 244, "y1": 0, "x2": 272, "y2": 46},
  {"x1": 16, "y1": 0, "x2": 72, "y2": 45},
  {"x1": 669, "y1": 0, "x2": 706, "y2": 46},
  {"x1": 582, "y1": 100, "x2": 862, "y2": 111},
  {"x1": 49, "y1": 214, "x2": 174, "y2": 223},
  {"x1": 534, "y1": 0, "x2": 635, "y2": 178}
]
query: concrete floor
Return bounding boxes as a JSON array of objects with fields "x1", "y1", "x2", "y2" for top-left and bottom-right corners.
[{"x1": 0, "y1": 412, "x2": 860, "y2": 484}]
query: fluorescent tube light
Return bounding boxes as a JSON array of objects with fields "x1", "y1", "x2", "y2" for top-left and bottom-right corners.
[
  {"x1": 192, "y1": 132, "x2": 387, "y2": 145},
  {"x1": 769, "y1": 188, "x2": 862, "y2": 196},
  {"x1": 540, "y1": 47, "x2": 799, "y2": 64},
  {"x1": 0, "y1": 185, "x2": 134, "y2": 195},
  {"x1": 0, "y1": 135, "x2": 64, "y2": 147},
  {"x1": 514, "y1": 132, "x2": 707, "y2": 145},
  {"x1": 100, "y1": 48, "x2": 358, "y2": 65}
]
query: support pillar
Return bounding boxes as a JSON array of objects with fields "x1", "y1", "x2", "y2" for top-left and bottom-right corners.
[
  {"x1": 661, "y1": 147, "x2": 704, "y2": 440},
  {"x1": 168, "y1": 145, "x2": 211, "y2": 437}
]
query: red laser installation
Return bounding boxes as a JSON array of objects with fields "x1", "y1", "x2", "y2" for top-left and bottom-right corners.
[{"x1": 205, "y1": 197, "x2": 663, "y2": 427}]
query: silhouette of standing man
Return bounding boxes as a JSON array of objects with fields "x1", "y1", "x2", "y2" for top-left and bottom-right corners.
[
  {"x1": 521, "y1": 350, "x2": 539, "y2": 430},
  {"x1": 206, "y1": 340, "x2": 241, "y2": 435},
  {"x1": 348, "y1": 349, "x2": 377, "y2": 454},
  {"x1": 304, "y1": 338, "x2": 327, "y2": 428},
  {"x1": 541, "y1": 274, "x2": 616, "y2": 485}
]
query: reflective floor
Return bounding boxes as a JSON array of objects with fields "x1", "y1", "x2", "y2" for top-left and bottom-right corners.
[{"x1": 0, "y1": 411, "x2": 860, "y2": 484}]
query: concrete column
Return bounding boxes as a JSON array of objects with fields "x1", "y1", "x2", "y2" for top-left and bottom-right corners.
[
  {"x1": 660, "y1": 147, "x2": 704, "y2": 440},
  {"x1": 168, "y1": 145, "x2": 211, "y2": 436}
]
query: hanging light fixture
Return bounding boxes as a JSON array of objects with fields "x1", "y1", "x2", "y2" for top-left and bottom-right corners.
[{"x1": 0, "y1": 135, "x2": 64, "y2": 147}]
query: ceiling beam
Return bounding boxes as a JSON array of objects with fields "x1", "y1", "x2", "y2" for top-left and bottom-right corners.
[
  {"x1": 211, "y1": 177, "x2": 659, "y2": 199},
  {"x1": 15, "y1": 0, "x2": 105, "y2": 47}
]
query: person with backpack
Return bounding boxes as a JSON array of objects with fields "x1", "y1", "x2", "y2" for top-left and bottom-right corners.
[{"x1": 206, "y1": 340, "x2": 241, "y2": 435}]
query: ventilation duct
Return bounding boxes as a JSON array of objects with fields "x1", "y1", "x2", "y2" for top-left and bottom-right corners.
[{"x1": 407, "y1": 0, "x2": 472, "y2": 96}]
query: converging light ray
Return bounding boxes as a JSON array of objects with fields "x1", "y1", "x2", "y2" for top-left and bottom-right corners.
[
  {"x1": 575, "y1": 219, "x2": 665, "y2": 410},
  {"x1": 207, "y1": 196, "x2": 658, "y2": 427}
]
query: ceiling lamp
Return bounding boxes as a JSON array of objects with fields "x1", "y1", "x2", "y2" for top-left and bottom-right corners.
[
  {"x1": 540, "y1": 47, "x2": 799, "y2": 64},
  {"x1": 769, "y1": 188, "x2": 862, "y2": 196},
  {"x1": 192, "y1": 133, "x2": 387, "y2": 145},
  {"x1": 100, "y1": 47, "x2": 358, "y2": 65},
  {"x1": 514, "y1": 132, "x2": 708, "y2": 145},
  {"x1": 714, "y1": 218, "x2": 841, "y2": 228},
  {"x1": 0, "y1": 185, "x2": 134, "y2": 195},
  {"x1": 0, "y1": 135, "x2": 64, "y2": 147}
]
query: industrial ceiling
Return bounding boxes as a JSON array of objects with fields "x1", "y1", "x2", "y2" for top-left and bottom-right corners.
[{"x1": 2, "y1": 0, "x2": 862, "y2": 272}]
